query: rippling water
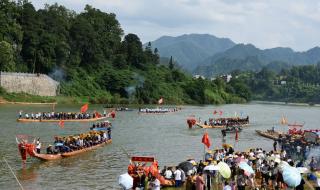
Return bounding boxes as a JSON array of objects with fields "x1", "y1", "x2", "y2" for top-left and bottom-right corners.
[{"x1": 0, "y1": 103, "x2": 319, "y2": 189}]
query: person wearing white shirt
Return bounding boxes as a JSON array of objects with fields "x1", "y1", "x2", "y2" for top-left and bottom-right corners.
[
  {"x1": 149, "y1": 176, "x2": 160, "y2": 190},
  {"x1": 174, "y1": 168, "x2": 182, "y2": 187},
  {"x1": 164, "y1": 169, "x2": 173, "y2": 179},
  {"x1": 36, "y1": 138, "x2": 41, "y2": 153},
  {"x1": 223, "y1": 181, "x2": 232, "y2": 190}
]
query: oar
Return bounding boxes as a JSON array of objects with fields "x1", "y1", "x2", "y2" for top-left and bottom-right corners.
[{"x1": 2, "y1": 157, "x2": 24, "y2": 190}]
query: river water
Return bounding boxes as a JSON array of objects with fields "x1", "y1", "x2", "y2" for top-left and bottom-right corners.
[{"x1": 0, "y1": 103, "x2": 319, "y2": 189}]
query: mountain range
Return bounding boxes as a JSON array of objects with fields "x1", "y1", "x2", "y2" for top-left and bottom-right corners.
[
  {"x1": 148, "y1": 34, "x2": 235, "y2": 71},
  {"x1": 148, "y1": 34, "x2": 320, "y2": 77}
]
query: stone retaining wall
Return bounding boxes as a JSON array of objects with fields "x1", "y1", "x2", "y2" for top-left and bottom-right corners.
[{"x1": 0, "y1": 72, "x2": 59, "y2": 96}]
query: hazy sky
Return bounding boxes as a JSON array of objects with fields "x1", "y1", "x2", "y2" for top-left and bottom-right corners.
[{"x1": 30, "y1": 0, "x2": 320, "y2": 51}]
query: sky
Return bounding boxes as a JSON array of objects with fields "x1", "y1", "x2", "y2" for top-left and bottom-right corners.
[{"x1": 30, "y1": 0, "x2": 320, "y2": 51}]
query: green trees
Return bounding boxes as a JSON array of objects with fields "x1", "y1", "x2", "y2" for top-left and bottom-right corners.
[
  {"x1": 0, "y1": 41, "x2": 15, "y2": 71},
  {"x1": 234, "y1": 65, "x2": 320, "y2": 103},
  {"x1": 0, "y1": 1, "x2": 250, "y2": 104}
]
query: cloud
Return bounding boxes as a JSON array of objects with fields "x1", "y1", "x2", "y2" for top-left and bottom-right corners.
[{"x1": 30, "y1": 0, "x2": 320, "y2": 51}]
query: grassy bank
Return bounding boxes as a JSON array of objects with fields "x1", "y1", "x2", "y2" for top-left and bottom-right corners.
[{"x1": 0, "y1": 88, "x2": 88, "y2": 104}]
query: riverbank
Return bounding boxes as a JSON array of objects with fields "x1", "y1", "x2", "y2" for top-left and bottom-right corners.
[
  {"x1": 251, "y1": 100, "x2": 320, "y2": 107},
  {"x1": 0, "y1": 93, "x2": 88, "y2": 105}
]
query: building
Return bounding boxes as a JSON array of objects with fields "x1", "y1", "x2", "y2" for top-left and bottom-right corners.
[
  {"x1": 0, "y1": 72, "x2": 59, "y2": 96},
  {"x1": 220, "y1": 74, "x2": 232, "y2": 83},
  {"x1": 193, "y1": 75, "x2": 206, "y2": 80}
]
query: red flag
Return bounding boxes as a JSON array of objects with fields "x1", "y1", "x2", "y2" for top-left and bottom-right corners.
[
  {"x1": 213, "y1": 110, "x2": 217, "y2": 115},
  {"x1": 58, "y1": 120, "x2": 64, "y2": 128},
  {"x1": 80, "y1": 103, "x2": 88, "y2": 113},
  {"x1": 235, "y1": 128, "x2": 239, "y2": 141},
  {"x1": 158, "y1": 97, "x2": 163, "y2": 104},
  {"x1": 219, "y1": 110, "x2": 223, "y2": 116},
  {"x1": 201, "y1": 132, "x2": 211, "y2": 148}
]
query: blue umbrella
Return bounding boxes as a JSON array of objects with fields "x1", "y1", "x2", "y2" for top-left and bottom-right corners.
[
  {"x1": 282, "y1": 166, "x2": 301, "y2": 187},
  {"x1": 239, "y1": 162, "x2": 254, "y2": 174},
  {"x1": 55, "y1": 142, "x2": 63, "y2": 146}
]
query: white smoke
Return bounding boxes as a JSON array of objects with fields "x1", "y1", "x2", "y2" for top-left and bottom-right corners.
[
  {"x1": 125, "y1": 73, "x2": 145, "y2": 100},
  {"x1": 49, "y1": 67, "x2": 65, "y2": 82}
]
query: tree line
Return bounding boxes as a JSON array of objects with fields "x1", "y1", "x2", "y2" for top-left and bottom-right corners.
[
  {"x1": 0, "y1": 0, "x2": 249, "y2": 104},
  {"x1": 233, "y1": 63, "x2": 320, "y2": 103}
]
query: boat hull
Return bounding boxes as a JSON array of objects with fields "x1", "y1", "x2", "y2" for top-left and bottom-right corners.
[
  {"x1": 17, "y1": 116, "x2": 108, "y2": 123},
  {"x1": 33, "y1": 152, "x2": 62, "y2": 161},
  {"x1": 61, "y1": 139, "x2": 112, "y2": 157},
  {"x1": 255, "y1": 130, "x2": 280, "y2": 140},
  {"x1": 196, "y1": 123, "x2": 249, "y2": 129},
  {"x1": 29, "y1": 140, "x2": 112, "y2": 161}
]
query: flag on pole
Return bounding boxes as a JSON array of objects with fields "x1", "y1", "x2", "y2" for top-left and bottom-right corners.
[
  {"x1": 58, "y1": 120, "x2": 64, "y2": 128},
  {"x1": 201, "y1": 132, "x2": 211, "y2": 148},
  {"x1": 158, "y1": 97, "x2": 163, "y2": 105},
  {"x1": 80, "y1": 103, "x2": 88, "y2": 113}
]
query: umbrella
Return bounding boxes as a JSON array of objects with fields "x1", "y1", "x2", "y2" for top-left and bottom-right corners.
[
  {"x1": 235, "y1": 157, "x2": 245, "y2": 163},
  {"x1": 222, "y1": 144, "x2": 233, "y2": 148},
  {"x1": 282, "y1": 166, "x2": 301, "y2": 187},
  {"x1": 217, "y1": 162, "x2": 231, "y2": 179},
  {"x1": 54, "y1": 143, "x2": 63, "y2": 146},
  {"x1": 239, "y1": 162, "x2": 254, "y2": 175},
  {"x1": 296, "y1": 167, "x2": 309, "y2": 174},
  {"x1": 178, "y1": 161, "x2": 194, "y2": 174},
  {"x1": 118, "y1": 173, "x2": 133, "y2": 190},
  {"x1": 279, "y1": 161, "x2": 289, "y2": 172},
  {"x1": 203, "y1": 164, "x2": 220, "y2": 171}
]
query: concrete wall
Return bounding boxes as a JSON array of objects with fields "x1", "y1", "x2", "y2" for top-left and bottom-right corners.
[{"x1": 0, "y1": 72, "x2": 59, "y2": 96}]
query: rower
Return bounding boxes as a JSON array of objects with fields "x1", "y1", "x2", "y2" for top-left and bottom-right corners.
[
  {"x1": 107, "y1": 127, "x2": 112, "y2": 140},
  {"x1": 36, "y1": 138, "x2": 41, "y2": 153},
  {"x1": 46, "y1": 145, "x2": 53, "y2": 154}
]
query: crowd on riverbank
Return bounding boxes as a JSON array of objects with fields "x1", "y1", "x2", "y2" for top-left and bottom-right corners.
[
  {"x1": 45, "y1": 131, "x2": 111, "y2": 154},
  {"x1": 125, "y1": 144, "x2": 320, "y2": 190},
  {"x1": 277, "y1": 133, "x2": 319, "y2": 162},
  {"x1": 18, "y1": 111, "x2": 105, "y2": 120}
]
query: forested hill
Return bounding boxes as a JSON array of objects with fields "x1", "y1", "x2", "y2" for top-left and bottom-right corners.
[
  {"x1": 0, "y1": 1, "x2": 249, "y2": 104},
  {"x1": 194, "y1": 44, "x2": 320, "y2": 77},
  {"x1": 148, "y1": 34, "x2": 236, "y2": 72},
  {"x1": 234, "y1": 64, "x2": 320, "y2": 103}
]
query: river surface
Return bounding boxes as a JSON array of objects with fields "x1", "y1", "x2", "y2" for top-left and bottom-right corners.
[{"x1": 0, "y1": 103, "x2": 319, "y2": 189}]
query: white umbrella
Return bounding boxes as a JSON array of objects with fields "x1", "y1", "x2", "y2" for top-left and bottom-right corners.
[
  {"x1": 296, "y1": 167, "x2": 310, "y2": 174},
  {"x1": 203, "y1": 164, "x2": 220, "y2": 171},
  {"x1": 118, "y1": 173, "x2": 133, "y2": 190},
  {"x1": 282, "y1": 166, "x2": 301, "y2": 187}
]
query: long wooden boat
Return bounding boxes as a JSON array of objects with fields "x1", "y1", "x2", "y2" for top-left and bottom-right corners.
[
  {"x1": 256, "y1": 130, "x2": 282, "y2": 140},
  {"x1": 17, "y1": 116, "x2": 108, "y2": 123},
  {"x1": 20, "y1": 139, "x2": 112, "y2": 161},
  {"x1": 196, "y1": 123, "x2": 225, "y2": 129},
  {"x1": 195, "y1": 123, "x2": 249, "y2": 129},
  {"x1": 61, "y1": 139, "x2": 112, "y2": 157},
  {"x1": 32, "y1": 151, "x2": 62, "y2": 161}
]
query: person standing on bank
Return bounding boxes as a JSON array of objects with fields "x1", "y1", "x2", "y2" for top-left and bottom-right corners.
[{"x1": 273, "y1": 140, "x2": 277, "y2": 152}]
